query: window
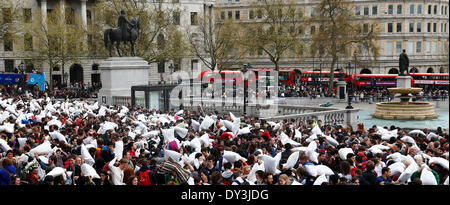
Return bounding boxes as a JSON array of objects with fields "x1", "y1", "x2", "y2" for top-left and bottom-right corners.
[
  {"x1": 418, "y1": 5, "x2": 422, "y2": 14},
  {"x1": 228, "y1": 11, "x2": 232, "y2": 19},
  {"x1": 428, "y1": 5, "x2": 432, "y2": 14},
  {"x1": 388, "y1": 23, "x2": 393, "y2": 32},
  {"x1": 434, "y1": 5, "x2": 437, "y2": 14},
  {"x1": 426, "y1": 41, "x2": 431, "y2": 53},
  {"x1": 408, "y1": 42, "x2": 414, "y2": 54},
  {"x1": 235, "y1": 10, "x2": 240, "y2": 20},
  {"x1": 416, "y1": 41, "x2": 422, "y2": 53},
  {"x1": 221, "y1": 11, "x2": 225, "y2": 20},
  {"x1": 417, "y1": 22, "x2": 422, "y2": 32},
  {"x1": 396, "y1": 41, "x2": 402, "y2": 54},
  {"x1": 410, "y1": 5, "x2": 415, "y2": 14},
  {"x1": 441, "y1": 23, "x2": 444, "y2": 32},
  {"x1": 4, "y1": 60, "x2": 14, "y2": 73},
  {"x1": 310, "y1": 26, "x2": 315, "y2": 35},
  {"x1": 24, "y1": 33, "x2": 33, "y2": 51},
  {"x1": 3, "y1": 32, "x2": 13, "y2": 51},
  {"x1": 364, "y1": 6, "x2": 369, "y2": 15},
  {"x1": 310, "y1": 7, "x2": 315, "y2": 17},
  {"x1": 190, "y1": 12, "x2": 198, "y2": 25},
  {"x1": 372, "y1": 5, "x2": 378, "y2": 15},
  {"x1": 388, "y1": 5, "x2": 393, "y2": 14},
  {"x1": 92, "y1": 64, "x2": 99, "y2": 71},
  {"x1": 363, "y1": 24, "x2": 369, "y2": 33},
  {"x1": 23, "y1": 8, "x2": 32, "y2": 23},
  {"x1": 173, "y1": 11, "x2": 180, "y2": 25},
  {"x1": 397, "y1": 5, "x2": 402, "y2": 14},
  {"x1": 2, "y1": 8, "x2": 12, "y2": 24},
  {"x1": 433, "y1": 23, "x2": 436, "y2": 32},
  {"x1": 355, "y1": 6, "x2": 360, "y2": 15},
  {"x1": 442, "y1": 5, "x2": 445, "y2": 15},
  {"x1": 428, "y1": 23, "x2": 431, "y2": 32},
  {"x1": 445, "y1": 23, "x2": 447, "y2": 33},
  {"x1": 409, "y1": 22, "x2": 414, "y2": 32},
  {"x1": 432, "y1": 41, "x2": 436, "y2": 53},
  {"x1": 257, "y1": 9, "x2": 262, "y2": 19},
  {"x1": 387, "y1": 42, "x2": 393, "y2": 55},
  {"x1": 397, "y1": 23, "x2": 402, "y2": 32},
  {"x1": 249, "y1": 10, "x2": 254, "y2": 19}
]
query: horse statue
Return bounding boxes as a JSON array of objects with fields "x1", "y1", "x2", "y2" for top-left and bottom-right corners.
[{"x1": 104, "y1": 17, "x2": 139, "y2": 57}]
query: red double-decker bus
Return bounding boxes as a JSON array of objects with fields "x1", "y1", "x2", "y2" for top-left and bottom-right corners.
[
  {"x1": 353, "y1": 74, "x2": 400, "y2": 87},
  {"x1": 410, "y1": 73, "x2": 449, "y2": 89},
  {"x1": 299, "y1": 71, "x2": 350, "y2": 83}
]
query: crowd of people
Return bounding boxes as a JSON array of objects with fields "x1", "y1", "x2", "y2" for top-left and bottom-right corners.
[
  {"x1": 278, "y1": 82, "x2": 449, "y2": 102},
  {"x1": 0, "y1": 89, "x2": 448, "y2": 186}
]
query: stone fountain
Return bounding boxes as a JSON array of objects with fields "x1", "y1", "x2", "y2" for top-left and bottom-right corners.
[{"x1": 371, "y1": 76, "x2": 439, "y2": 120}]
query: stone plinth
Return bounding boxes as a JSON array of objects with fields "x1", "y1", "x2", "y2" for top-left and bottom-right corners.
[
  {"x1": 98, "y1": 57, "x2": 149, "y2": 105},
  {"x1": 396, "y1": 75, "x2": 412, "y2": 88}
]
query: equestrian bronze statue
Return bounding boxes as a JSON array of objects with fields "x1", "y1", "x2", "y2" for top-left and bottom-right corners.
[{"x1": 104, "y1": 10, "x2": 139, "y2": 57}]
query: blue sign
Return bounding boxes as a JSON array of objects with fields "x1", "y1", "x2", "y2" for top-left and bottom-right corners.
[{"x1": 0, "y1": 72, "x2": 45, "y2": 91}]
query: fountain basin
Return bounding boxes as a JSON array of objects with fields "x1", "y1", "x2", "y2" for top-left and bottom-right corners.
[{"x1": 371, "y1": 102, "x2": 439, "y2": 120}]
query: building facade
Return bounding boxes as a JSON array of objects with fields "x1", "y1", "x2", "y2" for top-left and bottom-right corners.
[
  {"x1": 0, "y1": 0, "x2": 211, "y2": 86},
  {"x1": 215, "y1": 0, "x2": 449, "y2": 74},
  {"x1": 1, "y1": 0, "x2": 448, "y2": 88}
]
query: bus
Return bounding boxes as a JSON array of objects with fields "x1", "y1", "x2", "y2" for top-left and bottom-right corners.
[
  {"x1": 352, "y1": 74, "x2": 400, "y2": 87},
  {"x1": 198, "y1": 69, "x2": 297, "y2": 87},
  {"x1": 300, "y1": 71, "x2": 350, "y2": 84},
  {"x1": 410, "y1": 73, "x2": 449, "y2": 89}
]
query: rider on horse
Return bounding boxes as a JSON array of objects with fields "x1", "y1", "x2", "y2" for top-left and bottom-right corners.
[{"x1": 118, "y1": 10, "x2": 132, "y2": 41}]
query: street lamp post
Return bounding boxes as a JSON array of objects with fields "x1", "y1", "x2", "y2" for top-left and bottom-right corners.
[
  {"x1": 345, "y1": 61, "x2": 354, "y2": 109},
  {"x1": 241, "y1": 63, "x2": 251, "y2": 115}
]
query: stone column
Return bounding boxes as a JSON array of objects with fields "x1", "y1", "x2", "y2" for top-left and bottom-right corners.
[
  {"x1": 41, "y1": 0, "x2": 47, "y2": 26},
  {"x1": 80, "y1": 0, "x2": 88, "y2": 28}
]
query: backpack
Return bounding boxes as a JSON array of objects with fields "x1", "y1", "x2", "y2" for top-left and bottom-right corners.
[{"x1": 139, "y1": 170, "x2": 152, "y2": 185}]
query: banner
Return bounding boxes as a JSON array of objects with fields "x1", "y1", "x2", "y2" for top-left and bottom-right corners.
[{"x1": 0, "y1": 72, "x2": 45, "y2": 91}]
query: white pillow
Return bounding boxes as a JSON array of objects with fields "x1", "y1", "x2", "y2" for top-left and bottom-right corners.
[
  {"x1": 426, "y1": 132, "x2": 438, "y2": 141},
  {"x1": 0, "y1": 123, "x2": 15, "y2": 133},
  {"x1": 223, "y1": 151, "x2": 245, "y2": 163},
  {"x1": 164, "y1": 149, "x2": 181, "y2": 162},
  {"x1": 114, "y1": 141, "x2": 124, "y2": 161},
  {"x1": 397, "y1": 160, "x2": 419, "y2": 184},
  {"x1": 313, "y1": 174, "x2": 328, "y2": 185},
  {"x1": 46, "y1": 167, "x2": 66, "y2": 179},
  {"x1": 238, "y1": 127, "x2": 251, "y2": 135},
  {"x1": 428, "y1": 157, "x2": 449, "y2": 170},
  {"x1": 280, "y1": 132, "x2": 300, "y2": 146},
  {"x1": 324, "y1": 135, "x2": 338, "y2": 147},
  {"x1": 189, "y1": 137, "x2": 202, "y2": 152},
  {"x1": 191, "y1": 119, "x2": 200, "y2": 132},
  {"x1": 291, "y1": 180, "x2": 303, "y2": 185},
  {"x1": 387, "y1": 152, "x2": 407, "y2": 163},
  {"x1": 294, "y1": 129, "x2": 302, "y2": 140},
  {"x1": 200, "y1": 115, "x2": 215, "y2": 131},
  {"x1": 81, "y1": 163, "x2": 100, "y2": 179},
  {"x1": 312, "y1": 125, "x2": 323, "y2": 136},
  {"x1": 401, "y1": 136, "x2": 416, "y2": 145},
  {"x1": 388, "y1": 162, "x2": 406, "y2": 176},
  {"x1": 38, "y1": 156, "x2": 49, "y2": 164},
  {"x1": 291, "y1": 147, "x2": 307, "y2": 152},
  {"x1": 420, "y1": 166, "x2": 437, "y2": 185},
  {"x1": 283, "y1": 151, "x2": 300, "y2": 170},
  {"x1": 142, "y1": 130, "x2": 159, "y2": 138},
  {"x1": 161, "y1": 128, "x2": 175, "y2": 142},
  {"x1": 408, "y1": 130, "x2": 426, "y2": 136},
  {"x1": 316, "y1": 165, "x2": 334, "y2": 176},
  {"x1": 17, "y1": 138, "x2": 27, "y2": 149},
  {"x1": 29, "y1": 141, "x2": 52, "y2": 155},
  {"x1": 229, "y1": 112, "x2": 238, "y2": 122},
  {"x1": 200, "y1": 133, "x2": 212, "y2": 147},
  {"x1": 81, "y1": 145, "x2": 95, "y2": 166},
  {"x1": 49, "y1": 131, "x2": 67, "y2": 143},
  {"x1": 0, "y1": 138, "x2": 12, "y2": 151},
  {"x1": 232, "y1": 118, "x2": 240, "y2": 137},
  {"x1": 174, "y1": 126, "x2": 188, "y2": 139},
  {"x1": 338, "y1": 148, "x2": 353, "y2": 160},
  {"x1": 263, "y1": 155, "x2": 278, "y2": 174},
  {"x1": 444, "y1": 176, "x2": 449, "y2": 185},
  {"x1": 305, "y1": 165, "x2": 318, "y2": 177}
]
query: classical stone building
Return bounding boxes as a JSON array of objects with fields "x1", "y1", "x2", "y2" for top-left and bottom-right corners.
[
  {"x1": 0, "y1": 0, "x2": 211, "y2": 86},
  {"x1": 1, "y1": 0, "x2": 448, "y2": 88},
  {"x1": 215, "y1": 0, "x2": 449, "y2": 74}
]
